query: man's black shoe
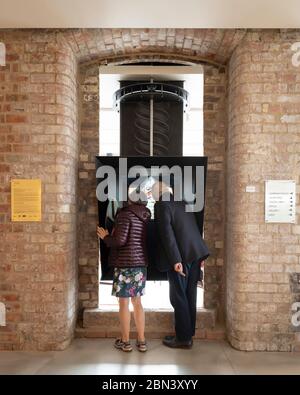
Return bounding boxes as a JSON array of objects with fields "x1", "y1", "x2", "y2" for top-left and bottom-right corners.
[
  {"x1": 162, "y1": 337, "x2": 193, "y2": 349},
  {"x1": 164, "y1": 335, "x2": 175, "y2": 341}
]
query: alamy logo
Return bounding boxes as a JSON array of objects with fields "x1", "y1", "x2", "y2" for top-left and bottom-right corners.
[
  {"x1": 0, "y1": 42, "x2": 6, "y2": 66},
  {"x1": 96, "y1": 158, "x2": 205, "y2": 213},
  {"x1": 291, "y1": 302, "x2": 300, "y2": 327},
  {"x1": 291, "y1": 42, "x2": 300, "y2": 67}
]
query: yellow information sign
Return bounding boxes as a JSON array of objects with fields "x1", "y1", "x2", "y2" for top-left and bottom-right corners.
[{"x1": 11, "y1": 179, "x2": 41, "y2": 222}]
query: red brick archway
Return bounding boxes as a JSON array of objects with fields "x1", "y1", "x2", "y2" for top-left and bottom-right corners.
[
  {"x1": 0, "y1": 28, "x2": 250, "y2": 350},
  {"x1": 61, "y1": 28, "x2": 247, "y2": 66},
  {"x1": 77, "y1": 49, "x2": 228, "y2": 335}
]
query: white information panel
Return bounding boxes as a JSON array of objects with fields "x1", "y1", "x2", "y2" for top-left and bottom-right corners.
[{"x1": 265, "y1": 180, "x2": 296, "y2": 223}]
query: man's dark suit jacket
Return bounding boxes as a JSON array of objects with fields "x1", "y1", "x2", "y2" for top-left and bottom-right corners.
[{"x1": 154, "y1": 194, "x2": 210, "y2": 272}]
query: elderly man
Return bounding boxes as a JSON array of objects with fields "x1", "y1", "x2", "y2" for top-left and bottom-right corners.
[{"x1": 152, "y1": 181, "x2": 209, "y2": 349}]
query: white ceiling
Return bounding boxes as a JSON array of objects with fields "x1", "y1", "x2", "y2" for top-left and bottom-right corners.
[
  {"x1": 99, "y1": 66, "x2": 204, "y2": 81},
  {"x1": 0, "y1": 0, "x2": 299, "y2": 28}
]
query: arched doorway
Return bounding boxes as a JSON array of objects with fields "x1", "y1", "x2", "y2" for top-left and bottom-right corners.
[{"x1": 77, "y1": 52, "x2": 227, "y2": 339}]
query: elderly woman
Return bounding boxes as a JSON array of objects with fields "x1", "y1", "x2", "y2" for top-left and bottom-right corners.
[{"x1": 97, "y1": 194, "x2": 150, "y2": 353}]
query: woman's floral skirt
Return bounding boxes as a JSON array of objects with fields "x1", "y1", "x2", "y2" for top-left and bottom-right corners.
[{"x1": 112, "y1": 267, "x2": 147, "y2": 298}]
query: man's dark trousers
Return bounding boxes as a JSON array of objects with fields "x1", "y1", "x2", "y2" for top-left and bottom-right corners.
[{"x1": 167, "y1": 260, "x2": 200, "y2": 342}]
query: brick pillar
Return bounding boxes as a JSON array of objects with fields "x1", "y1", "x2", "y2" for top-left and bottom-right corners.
[
  {"x1": 227, "y1": 31, "x2": 300, "y2": 351},
  {"x1": 77, "y1": 64, "x2": 99, "y2": 315},
  {"x1": 0, "y1": 30, "x2": 78, "y2": 350},
  {"x1": 203, "y1": 65, "x2": 227, "y2": 320}
]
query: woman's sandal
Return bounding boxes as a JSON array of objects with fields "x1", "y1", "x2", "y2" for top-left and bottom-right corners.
[
  {"x1": 136, "y1": 340, "x2": 148, "y2": 352},
  {"x1": 114, "y1": 338, "x2": 133, "y2": 352}
]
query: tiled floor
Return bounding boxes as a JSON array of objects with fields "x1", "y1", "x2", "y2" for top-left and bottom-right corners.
[{"x1": 1, "y1": 339, "x2": 300, "y2": 375}]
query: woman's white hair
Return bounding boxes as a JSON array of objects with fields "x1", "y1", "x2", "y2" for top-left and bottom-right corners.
[{"x1": 151, "y1": 181, "x2": 173, "y2": 201}]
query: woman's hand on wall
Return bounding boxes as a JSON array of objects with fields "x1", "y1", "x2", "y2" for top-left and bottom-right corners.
[{"x1": 97, "y1": 226, "x2": 109, "y2": 240}]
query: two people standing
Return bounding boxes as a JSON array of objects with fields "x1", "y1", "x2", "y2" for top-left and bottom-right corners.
[{"x1": 97, "y1": 181, "x2": 209, "y2": 352}]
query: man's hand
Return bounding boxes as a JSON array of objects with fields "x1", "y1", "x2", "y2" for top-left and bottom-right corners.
[
  {"x1": 97, "y1": 226, "x2": 109, "y2": 240},
  {"x1": 174, "y1": 262, "x2": 185, "y2": 277}
]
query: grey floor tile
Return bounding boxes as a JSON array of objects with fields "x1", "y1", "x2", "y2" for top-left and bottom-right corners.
[
  {"x1": 221, "y1": 342, "x2": 300, "y2": 375},
  {"x1": 1, "y1": 339, "x2": 299, "y2": 375}
]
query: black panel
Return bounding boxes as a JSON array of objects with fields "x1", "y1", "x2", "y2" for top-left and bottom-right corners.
[{"x1": 96, "y1": 156, "x2": 207, "y2": 281}]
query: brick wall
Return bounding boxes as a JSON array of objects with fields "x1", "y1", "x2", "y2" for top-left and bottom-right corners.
[
  {"x1": 63, "y1": 28, "x2": 246, "y2": 65},
  {"x1": 77, "y1": 64, "x2": 99, "y2": 314},
  {"x1": 0, "y1": 30, "x2": 78, "y2": 350},
  {"x1": 227, "y1": 30, "x2": 300, "y2": 351},
  {"x1": 1, "y1": 27, "x2": 300, "y2": 351},
  {"x1": 1, "y1": 27, "x2": 237, "y2": 350},
  {"x1": 203, "y1": 65, "x2": 227, "y2": 319}
]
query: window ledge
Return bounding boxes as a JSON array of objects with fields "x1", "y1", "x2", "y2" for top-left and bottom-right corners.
[{"x1": 83, "y1": 307, "x2": 217, "y2": 332}]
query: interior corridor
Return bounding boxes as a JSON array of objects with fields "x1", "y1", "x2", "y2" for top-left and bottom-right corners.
[{"x1": 1, "y1": 339, "x2": 300, "y2": 375}]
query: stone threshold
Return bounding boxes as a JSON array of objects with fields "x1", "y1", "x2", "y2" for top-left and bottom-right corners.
[{"x1": 75, "y1": 307, "x2": 226, "y2": 340}]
